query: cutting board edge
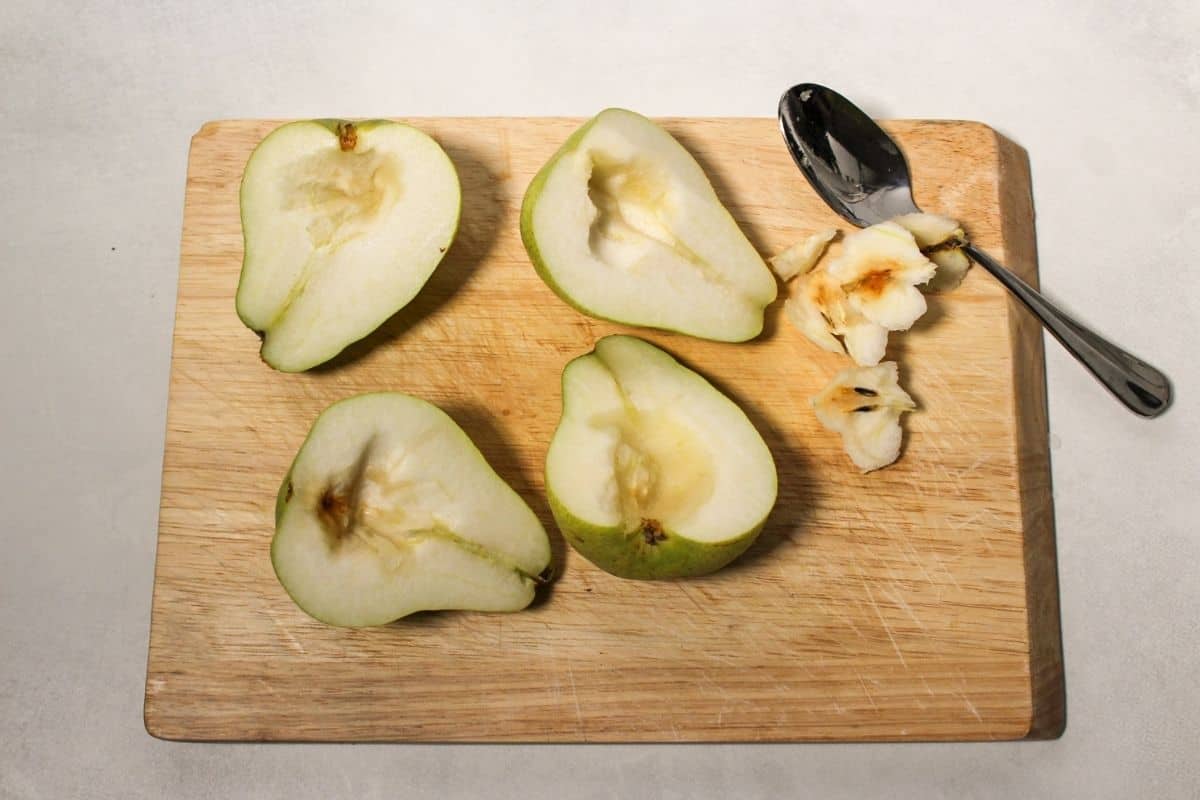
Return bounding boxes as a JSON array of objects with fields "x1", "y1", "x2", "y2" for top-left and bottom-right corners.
[
  {"x1": 993, "y1": 130, "x2": 1065, "y2": 739},
  {"x1": 143, "y1": 127, "x2": 218, "y2": 743}
]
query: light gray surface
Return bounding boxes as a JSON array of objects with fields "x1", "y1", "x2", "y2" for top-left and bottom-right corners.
[{"x1": 1, "y1": 1, "x2": 1197, "y2": 797}]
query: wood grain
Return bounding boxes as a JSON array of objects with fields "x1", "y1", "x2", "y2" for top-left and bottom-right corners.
[{"x1": 144, "y1": 117, "x2": 1064, "y2": 742}]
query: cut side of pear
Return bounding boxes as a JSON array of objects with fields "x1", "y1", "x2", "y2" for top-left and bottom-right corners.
[
  {"x1": 546, "y1": 335, "x2": 777, "y2": 579},
  {"x1": 521, "y1": 109, "x2": 777, "y2": 342},
  {"x1": 237, "y1": 120, "x2": 461, "y2": 372},
  {"x1": 271, "y1": 393, "x2": 550, "y2": 627}
]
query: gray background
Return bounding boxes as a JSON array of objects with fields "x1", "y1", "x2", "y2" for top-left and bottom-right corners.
[{"x1": 2, "y1": 1, "x2": 1197, "y2": 797}]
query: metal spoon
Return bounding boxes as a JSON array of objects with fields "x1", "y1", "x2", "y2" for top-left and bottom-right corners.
[{"x1": 778, "y1": 83, "x2": 1172, "y2": 418}]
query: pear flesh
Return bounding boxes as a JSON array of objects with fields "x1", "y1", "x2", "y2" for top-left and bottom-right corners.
[
  {"x1": 237, "y1": 120, "x2": 461, "y2": 372},
  {"x1": 521, "y1": 109, "x2": 777, "y2": 342},
  {"x1": 546, "y1": 335, "x2": 777, "y2": 579},
  {"x1": 272, "y1": 393, "x2": 551, "y2": 627}
]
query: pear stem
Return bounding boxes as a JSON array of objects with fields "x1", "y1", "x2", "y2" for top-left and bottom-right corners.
[{"x1": 337, "y1": 122, "x2": 357, "y2": 152}]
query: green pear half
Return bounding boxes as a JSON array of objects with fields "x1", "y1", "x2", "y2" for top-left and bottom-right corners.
[
  {"x1": 272, "y1": 393, "x2": 550, "y2": 626},
  {"x1": 520, "y1": 109, "x2": 777, "y2": 342},
  {"x1": 546, "y1": 335, "x2": 777, "y2": 579},
  {"x1": 237, "y1": 119, "x2": 460, "y2": 372}
]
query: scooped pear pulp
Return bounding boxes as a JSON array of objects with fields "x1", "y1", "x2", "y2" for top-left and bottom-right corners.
[
  {"x1": 891, "y1": 212, "x2": 972, "y2": 292},
  {"x1": 785, "y1": 221, "x2": 935, "y2": 366},
  {"x1": 812, "y1": 362, "x2": 916, "y2": 473},
  {"x1": 272, "y1": 393, "x2": 550, "y2": 627},
  {"x1": 237, "y1": 120, "x2": 461, "y2": 371},
  {"x1": 521, "y1": 109, "x2": 777, "y2": 342},
  {"x1": 546, "y1": 335, "x2": 777, "y2": 579}
]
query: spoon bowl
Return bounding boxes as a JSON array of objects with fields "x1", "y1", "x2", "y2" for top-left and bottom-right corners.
[
  {"x1": 777, "y1": 83, "x2": 1172, "y2": 418},
  {"x1": 779, "y1": 83, "x2": 918, "y2": 226}
]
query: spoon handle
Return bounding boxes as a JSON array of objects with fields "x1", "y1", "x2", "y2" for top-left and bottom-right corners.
[{"x1": 963, "y1": 245, "x2": 1172, "y2": 417}]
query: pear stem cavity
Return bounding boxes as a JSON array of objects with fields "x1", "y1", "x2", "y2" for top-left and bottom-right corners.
[
  {"x1": 316, "y1": 438, "x2": 374, "y2": 549},
  {"x1": 640, "y1": 519, "x2": 667, "y2": 545},
  {"x1": 336, "y1": 121, "x2": 357, "y2": 152}
]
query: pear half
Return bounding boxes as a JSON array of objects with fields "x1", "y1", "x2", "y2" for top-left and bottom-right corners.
[
  {"x1": 520, "y1": 109, "x2": 777, "y2": 342},
  {"x1": 272, "y1": 393, "x2": 550, "y2": 626},
  {"x1": 546, "y1": 335, "x2": 777, "y2": 579},
  {"x1": 237, "y1": 120, "x2": 460, "y2": 372}
]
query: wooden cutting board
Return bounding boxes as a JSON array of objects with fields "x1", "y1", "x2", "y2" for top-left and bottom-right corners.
[{"x1": 145, "y1": 117, "x2": 1063, "y2": 742}]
